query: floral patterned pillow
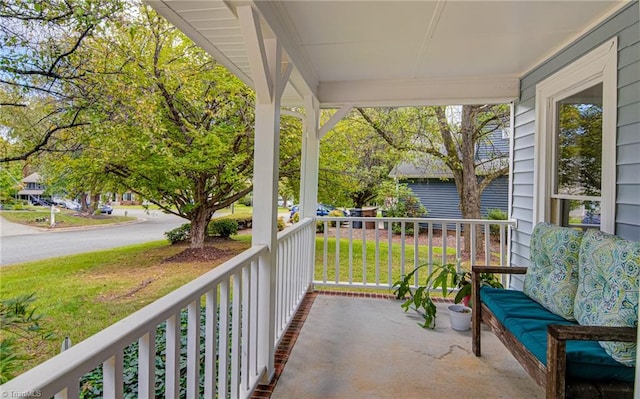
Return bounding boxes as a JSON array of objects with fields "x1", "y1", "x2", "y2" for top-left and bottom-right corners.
[
  {"x1": 574, "y1": 229, "x2": 640, "y2": 366},
  {"x1": 523, "y1": 223, "x2": 583, "y2": 320}
]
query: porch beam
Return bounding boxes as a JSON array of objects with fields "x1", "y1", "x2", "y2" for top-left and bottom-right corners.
[
  {"x1": 237, "y1": 6, "x2": 273, "y2": 103},
  {"x1": 318, "y1": 75, "x2": 519, "y2": 107},
  {"x1": 318, "y1": 104, "x2": 354, "y2": 139},
  {"x1": 300, "y1": 94, "x2": 320, "y2": 219}
]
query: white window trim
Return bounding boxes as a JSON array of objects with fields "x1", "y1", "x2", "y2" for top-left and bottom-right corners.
[{"x1": 533, "y1": 38, "x2": 617, "y2": 234}]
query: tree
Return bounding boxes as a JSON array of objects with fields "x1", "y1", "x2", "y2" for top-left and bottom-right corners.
[
  {"x1": 358, "y1": 105, "x2": 510, "y2": 252},
  {"x1": 70, "y1": 8, "x2": 255, "y2": 248},
  {"x1": 0, "y1": 0, "x2": 124, "y2": 163},
  {"x1": 41, "y1": 6, "x2": 301, "y2": 249},
  {"x1": 318, "y1": 110, "x2": 402, "y2": 208},
  {"x1": 557, "y1": 103, "x2": 602, "y2": 196}
]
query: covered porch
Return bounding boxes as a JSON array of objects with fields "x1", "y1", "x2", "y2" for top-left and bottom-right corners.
[
  {"x1": 265, "y1": 293, "x2": 544, "y2": 399},
  {"x1": 1, "y1": 1, "x2": 638, "y2": 398}
]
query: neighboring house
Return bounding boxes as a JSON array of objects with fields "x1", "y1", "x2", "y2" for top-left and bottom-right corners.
[
  {"x1": 109, "y1": 192, "x2": 141, "y2": 205},
  {"x1": 389, "y1": 129, "x2": 509, "y2": 220},
  {"x1": 17, "y1": 172, "x2": 45, "y2": 203}
]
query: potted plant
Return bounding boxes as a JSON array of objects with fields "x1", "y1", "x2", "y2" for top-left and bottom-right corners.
[{"x1": 392, "y1": 262, "x2": 503, "y2": 329}]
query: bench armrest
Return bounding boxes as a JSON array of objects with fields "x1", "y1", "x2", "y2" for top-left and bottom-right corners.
[
  {"x1": 548, "y1": 324, "x2": 637, "y2": 342},
  {"x1": 472, "y1": 265, "x2": 528, "y2": 275},
  {"x1": 546, "y1": 324, "x2": 637, "y2": 398}
]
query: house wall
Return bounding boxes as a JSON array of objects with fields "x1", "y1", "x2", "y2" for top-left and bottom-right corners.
[
  {"x1": 511, "y1": 2, "x2": 639, "y2": 282},
  {"x1": 407, "y1": 176, "x2": 508, "y2": 220}
]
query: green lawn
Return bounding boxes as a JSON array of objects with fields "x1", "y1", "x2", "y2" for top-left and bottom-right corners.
[
  {"x1": 0, "y1": 238, "x2": 251, "y2": 375},
  {"x1": 1, "y1": 210, "x2": 135, "y2": 228},
  {"x1": 314, "y1": 237, "x2": 457, "y2": 291}
]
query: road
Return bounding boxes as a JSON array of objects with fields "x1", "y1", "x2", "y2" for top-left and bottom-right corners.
[{"x1": 0, "y1": 209, "x2": 185, "y2": 266}]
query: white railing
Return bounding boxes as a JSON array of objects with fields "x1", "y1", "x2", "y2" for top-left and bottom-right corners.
[
  {"x1": 274, "y1": 217, "x2": 315, "y2": 345},
  {"x1": 315, "y1": 217, "x2": 516, "y2": 290},
  {"x1": 2, "y1": 218, "x2": 317, "y2": 399}
]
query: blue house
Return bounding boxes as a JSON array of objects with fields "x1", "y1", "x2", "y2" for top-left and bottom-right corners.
[{"x1": 389, "y1": 129, "x2": 510, "y2": 219}]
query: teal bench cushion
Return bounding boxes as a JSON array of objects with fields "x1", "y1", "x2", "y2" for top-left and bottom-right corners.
[
  {"x1": 481, "y1": 287, "x2": 635, "y2": 382},
  {"x1": 523, "y1": 222, "x2": 583, "y2": 320},
  {"x1": 574, "y1": 229, "x2": 640, "y2": 367}
]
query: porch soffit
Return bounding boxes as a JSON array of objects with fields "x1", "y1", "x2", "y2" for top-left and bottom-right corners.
[{"x1": 147, "y1": 0, "x2": 628, "y2": 108}]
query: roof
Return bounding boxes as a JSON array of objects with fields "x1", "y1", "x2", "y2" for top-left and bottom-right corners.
[
  {"x1": 21, "y1": 172, "x2": 42, "y2": 183},
  {"x1": 147, "y1": 1, "x2": 627, "y2": 108},
  {"x1": 390, "y1": 156, "x2": 508, "y2": 179}
]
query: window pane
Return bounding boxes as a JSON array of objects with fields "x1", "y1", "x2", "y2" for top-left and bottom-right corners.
[
  {"x1": 555, "y1": 83, "x2": 603, "y2": 196},
  {"x1": 551, "y1": 198, "x2": 601, "y2": 229}
]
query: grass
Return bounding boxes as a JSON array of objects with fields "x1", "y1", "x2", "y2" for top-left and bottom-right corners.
[
  {"x1": 1, "y1": 209, "x2": 135, "y2": 228},
  {"x1": 0, "y1": 238, "x2": 251, "y2": 374},
  {"x1": 314, "y1": 236, "x2": 457, "y2": 292}
]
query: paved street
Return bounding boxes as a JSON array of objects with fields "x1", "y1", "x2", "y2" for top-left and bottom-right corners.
[{"x1": 0, "y1": 208, "x2": 185, "y2": 266}]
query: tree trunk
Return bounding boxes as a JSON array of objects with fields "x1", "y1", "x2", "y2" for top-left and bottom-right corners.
[
  {"x1": 460, "y1": 105, "x2": 483, "y2": 255},
  {"x1": 190, "y1": 207, "x2": 212, "y2": 249}
]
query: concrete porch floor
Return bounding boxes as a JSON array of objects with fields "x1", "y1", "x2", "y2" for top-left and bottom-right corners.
[{"x1": 270, "y1": 293, "x2": 544, "y2": 399}]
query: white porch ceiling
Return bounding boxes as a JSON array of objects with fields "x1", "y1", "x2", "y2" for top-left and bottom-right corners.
[{"x1": 147, "y1": 0, "x2": 627, "y2": 107}]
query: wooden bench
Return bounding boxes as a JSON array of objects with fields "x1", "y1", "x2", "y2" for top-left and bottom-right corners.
[{"x1": 472, "y1": 265, "x2": 636, "y2": 399}]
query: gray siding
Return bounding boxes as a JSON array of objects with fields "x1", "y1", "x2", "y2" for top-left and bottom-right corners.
[
  {"x1": 408, "y1": 176, "x2": 508, "y2": 220},
  {"x1": 511, "y1": 2, "x2": 640, "y2": 284}
]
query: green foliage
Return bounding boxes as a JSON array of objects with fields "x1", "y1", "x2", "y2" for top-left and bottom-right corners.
[
  {"x1": 328, "y1": 209, "x2": 343, "y2": 227},
  {"x1": 486, "y1": 208, "x2": 507, "y2": 235},
  {"x1": 392, "y1": 264, "x2": 503, "y2": 329},
  {"x1": 215, "y1": 213, "x2": 252, "y2": 229},
  {"x1": 318, "y1": 109, "x2": 402, "y2": 208},
  {"x1": 239, "y1": 196, "x2": 252, "y2": 206},
  {"x1": 0, "y1": 0, "x2": 125, "y2": 163},
  {"x1": 0, "y1": 294, "x2": 54, "y2": 383},
  {"x1": 382, "y1": 185, "x2": 427, "y2": 235},
  {"x1": 316, "y1": 220, "x2": 325, "y2": 233},
  {"x1": 165, "y1": 223, "x2": 191, "y2": 244},
  {"x1": 292, "y1": 212, "x2": 300, "y2": 223},
  {"x1": 79, "y1": 309, "x2": 229, "y2": 398},
  {"x1": 208, "y1": 219, "x2": 238, "y2": 238},
  {"x1": 277, "y1": 217, "x2": 285, "y2": 232}
]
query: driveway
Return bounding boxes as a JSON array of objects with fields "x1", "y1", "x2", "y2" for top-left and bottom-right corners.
[{"x1": 0, "y1": 209, "x2": 185, "y2": 266}]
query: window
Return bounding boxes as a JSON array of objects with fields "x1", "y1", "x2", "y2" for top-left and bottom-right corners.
[
  {"x1": 551, "y1": 84, "x2": 603, "y2": 229},
  {"x1": 534, "y1": 39, "x2": 617, "y2": 233}
]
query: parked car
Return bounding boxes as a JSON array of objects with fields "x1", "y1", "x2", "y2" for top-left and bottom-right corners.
[
  {"x1": 31, "y1": 197, "x2": 53, "y2": 207},
  {"x1": 64, "y1": 201, "x2": 81, "y2": 211},
  {"x1": 99, "y1": 204, "x2": 113, "y2": 215},
  {"x1": 289, "y1": 204, "x2": 350, "y2": 220}
]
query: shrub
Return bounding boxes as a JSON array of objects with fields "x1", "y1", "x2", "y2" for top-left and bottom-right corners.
[
  {"x1": 316, "y1": 220, "x2": 324, "y2": 233},
  {"x1": 79, "y1": 309, "x2": 213, "y2": 398},
  {"x1": 0, "y1": 294, "x2": 54, "y2": 383},
  {"x1": 385, "y1": 188, "x2": 427, "y2": 235},
  {"x1": 216, "y1": 213, "x2": 252, "y2": 229},
  {"x1": 277, "y1": 217, "x2": 285, "y2": 231},
  {"x1": 239, "y1": 195, "x2": 252, "y2": 207},
  {"x1": 208, "y1": 219, "x2": 238, "y2": 238},
  {"x1": 292, "y1": 212, "x2": 300, "y2": 223},
  {"x1": 328, "y1": 209, "x2": 343, "y2": 227},
  {"x1": 486, "y1": 208, "x2": 507, "y2": 235},
  {"x1": 165, "y1": 223, "x2": 191, "y2": 244}
]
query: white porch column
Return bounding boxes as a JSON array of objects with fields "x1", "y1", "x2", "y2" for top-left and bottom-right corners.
[
  {"x1": 238, "y1": 5, "x2": 290, "y2": 382},
  {"x1": 300, "y1": 95, "x2": 320, "y2": 219}
]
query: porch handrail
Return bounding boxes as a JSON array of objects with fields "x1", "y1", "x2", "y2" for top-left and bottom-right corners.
[
  {"x1": 2, "y1": 244, "x2": 268, "y2": 399},
  {"x1": 315, "y1": 216, "x2": 516, "y2": 291}
]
